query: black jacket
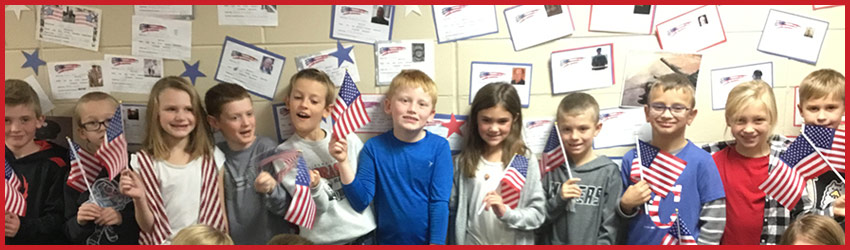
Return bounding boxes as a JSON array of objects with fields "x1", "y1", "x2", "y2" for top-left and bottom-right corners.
[{"x1": 5, "y1": 141, "x2": 69, "y2": 244}]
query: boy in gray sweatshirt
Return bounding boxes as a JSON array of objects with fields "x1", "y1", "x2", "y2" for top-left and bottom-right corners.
[{"x1": 537, "y1": 93, "x2": 623, "y2": 245}]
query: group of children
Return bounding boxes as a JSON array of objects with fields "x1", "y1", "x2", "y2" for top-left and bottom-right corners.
[{"x1": 4, "y1": 67, "x2": 845, "y2": 245}]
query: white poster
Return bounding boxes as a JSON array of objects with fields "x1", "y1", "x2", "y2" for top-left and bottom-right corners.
[
  {"x1": 104, "y1": 54, "x2": 163, "y2": 94},
  {"x1": 121, "y1": 104, "x2": 147, "y2": 145},
  {"x1": 331, "y1": 5, "x2": 394, "y2": 44},
  {"x1": 375, "y1": 40, "x2": 435, "y2": 86},
  {"x1": 589, "y1": 5, "x2": 656, "y2": 34},
  {"x1": 36, "y1": 5, "x2": 102, "y2": 51},
  {"x1": 424, "y1": 113, "x2": 467, "y2": 154},
  {"x1": 523, "y1": 118, "x2": 555, "y2": 154},
  {"x1": 23, "y1": 75, "x2": 56, "y2": 115},
  {"x1": 134, "y1": 5, "x2": 193, "y2": 20},
  {"x1": 709, "y1": 62, "x2": 774, "y2": 110},
  {"x1": 432, "y1": 5, "x2": 498, "y2": 43},
  {"x1": 131, "y1": 15, "x2": 192, "y2": 60},
  {"x1": 594, "y1": 107, "x2": 652, "y2": 149},
  {"x1": 757, "y1": 9, "x2": 829, "y2": 64},
  {"x1": 214, "y1": 36, "x2": 285, "y2": 101},
  {"x1": 655, "y1": 5, "x2": 726, "y2": 52},
  {"x1": 217, "y1": 5, "x2": 278, "y2": 26},
  {"x1": 469, "y1": 62, "x2": 532, "y2": 108},
  {"x1": 295, "y1": 47, "x2": 360, "y2": 87},
  {"x1": 354, "y1": 94, "x2": 393, "y2": 134},
  {"x1": 272, "y1": 103, "x2": 332, "y2": 143},
  {"x1": 550, "y1": 44, "x2": 615, "y2": 94},
  {"x1": 504, "y1": 5, "x2": 574, "y2": 51},
  {"x1": 48, "y1": 60, "x2": 109, "y2": 100}
]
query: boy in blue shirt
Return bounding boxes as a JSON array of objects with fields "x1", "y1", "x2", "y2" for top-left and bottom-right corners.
[
  {"x1": 618, "y1": 74, "x2": 726, "y2": 245},
  {"x1": 338, "y1": 70, "x2": 453, "y2": 245}
]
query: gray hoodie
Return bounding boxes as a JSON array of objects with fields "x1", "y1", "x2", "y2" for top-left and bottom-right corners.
[{"x1": 537, "y1": 156, "x2": 624, "y2": 245}]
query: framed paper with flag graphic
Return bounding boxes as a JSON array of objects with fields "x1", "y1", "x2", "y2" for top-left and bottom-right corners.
[
  {"x1": 131, "y1": 15, "x2": 192, "y2": 60},
  {"x1": 709, "y1": 62, "x2": 774, "y2": 110},
  {"x1": 757, "y1": 9, "x2": 829, "y2": 64},
  {"x1": 295, "y1": 47, "x2": 360, "y2": 87},
  {"x1": 375, "y1": 40, "x2": 435, "y2": 86},
  {"x1": 589, "y1": 5, "x2": 657, "y2": 34},
  {"x1": 36, "y1": 5, "x2": 101, "y2": 51},
  {"x1": 504, "y1": 5, "x2": 574, "y2": 51},
  {"x1": 214, "y1": 36, "x2": 285, "y2": 100},
  {"x1": 550, "y1": 43, "x2": 615, "y2": 95},
  {"x1": 330, "y1": 5, "x2": 394, "y2": 44},
  {"x1": 432, "y1": 5, "x2": 498, "y2": 43},
  {"x1": 469, "y1": 61, "x2": 532, "y2": 108},
  {"x1": 48, "y1": 60, "x2": 110, "y2": 100},
  {"x1": 655, "y1": 5, "x2": 726, "y2": 53}
]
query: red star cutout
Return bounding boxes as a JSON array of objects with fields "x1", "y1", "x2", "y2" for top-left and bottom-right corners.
[{"x1": 442, "y1": 113, "x2": 465, "y2": 138}]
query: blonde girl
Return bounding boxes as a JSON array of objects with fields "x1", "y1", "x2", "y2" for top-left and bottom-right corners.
[
  {"x1": 449, "y1": 82, "x2": 545, "y2": 245},
  {"x1": 119, "y1": 76, "x2": 227, "y2": 245}
]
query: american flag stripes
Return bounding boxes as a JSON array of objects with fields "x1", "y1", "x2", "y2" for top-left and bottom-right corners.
[
  {"x1": 758, "y1": 137, "x2": 812, "y2": 209},
  {"x1": 661, "y1": 215, "x2": 697, "y2": 245},
  {"x1": 800, "y1": 125, "x2": 845, "y2": 175},
  {"x1": 500, "y1": 154, "x2": 529, "y2": 209},
  {"x1": 285, "y1": 155, "x2": 317, "y2": 230},
  {"x1": 5, "y1": 161, "x2": 27, "y2": 217},
  {"x1": 97, "y1": 106, "x2": 128, "y2": 181},
  {"x1": 541, "y1": 124, "x2": 566, "y2": 175},
  {"x1": 67, "y1": 138, "x2": 102, "y2": 193},
  {"x1": 331, "y1": 71, "x2": 370, "y2": 141},
  {"x1": 632, "y1": 140, "x2": 687, "y2": 198},
  {"x1": 442, "y1": 5, "x2": 466, "y2": 16}
]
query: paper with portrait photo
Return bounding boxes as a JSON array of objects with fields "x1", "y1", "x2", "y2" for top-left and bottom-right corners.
[
  {"x1": 134, "y1": 5, "x2": 193, "y2": 20},
  {"x1": 655, "y1": 5, "x2": 726, "y2": 53},
  {"x1": 504, "y1": 5, "x2": 574, "y2": 51},
  {"x1": 23, "y1": 75, "x2": 56, "y2": 115},
  {"x1": 757, "y1": 9, "x2": 829, "y2": 65},
  {"x1": 551, "y1": 44, "x2": 615, "y2": 94},
  {"x1": 272, "y1": 103, "x2": 332, "y2": 143},
  {"x1": 214, "y1": 36, "x2": 285, "y2": 101},
  {"x1": 375, "y1": 40, "x2": 435, "y2": 86},
  {"x1": 121, "y1": 104, "x2": 147, "y2": 145},
  {"x1": 131, "y1": 15, "x2": 192, "y2": 60},
  {"x1": 433, "y1": 5, "x2": 498, "y2": 43},
  {"x1": 594, "y1": 108, "x2": 651, "y2": 149},
  {"x1": 36, "y1": 5, "x2": 101, "y2": 51},
  {"x1": 710, "y1": 62, "x2": 773, "y2": 110},
  {"x1": 469, "y1": 62, "x2": 532, "y2": 108},
  {"x1": 48, "y1": 60, "x2": 109, "y2": 100},
  {"x1": 218, "y1": 5, "x2": 278, "y2": 26},
  {"x1": 331, "y1": 5, "x2": 394, "y2": 44},
  {"x1": 425, "y1": 113, "x2": 468, "y2": 154},
  {"x1": 620, "y1": 50, "x2": 702, "y2": 107},
  {"x1": 103, "y1": 54, "x2": 163, "y2": 94},
  {"x1": 295, "y1": 48, "x2": 360, "y2": 87},
  {"x1": 589, "y1": 5, "x2": 656, "y2": 34},
  {"x1": 523, "y1": 118, "x2": 555, "y2": 154},
  {"x1": 354, "y1": 94, "x2": 393, "y2": 134}
]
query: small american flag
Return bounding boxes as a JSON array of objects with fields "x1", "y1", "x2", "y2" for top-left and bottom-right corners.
[
  {"x1": 631, "y1": 140, "x2": 687, "y2": 198},
  {"x1": 55, "y1": 64, "x2": 80, "y2": 73},
  {"x1": 500, "y1": 154, "x2": 529, "y2": 209},
  {"x1": 661, "y1": 216, "x2": 697, "y2": 245},
  {"x1": 5, "y1": 161, "x2": 27, "y2": 217},
  {"x1": 775, "y1": 20, "x2": 800, "y2": 29},
  {"x1": 560, "y1": 57, "x2": 585, "y2": 67},
  {"x1": 541, "y1": 125, "x2": 566, "y2": 174},
  {"x1": 96, "y1": 106, "x2": 128, "y2": 181},
  {"x1": 759, "y1": 136, "x2": 812, "y2": 209},
  {"x1": 66, "y1": 138, "x2": 102, "y2": 193},
  {"x1": 800, "y1": 125, "x2": 845, "y2": 174},
  {"x1": 331, "y1": 71, "x2": 371, "y2": 141},
  {"x1": 285, "y1": 155, "x2": 316, "y2": 230},
  {"x1": 442, "y1": 5, "x2": 466, "y2": 16},
  {"x1": 42, "y1": 6, "x2": 63, "y2": 22},
  {"x1": 479, "y1": 72, "x2": 504, "y2": 80},
  {"x1": 75, "y1": 11, "x2": 97, "y2": 28},
  {"x1": 341, "y1": 6, "x2": 367, "y2": 15},
  {"x1": 140, "y1": 23, "x2": 166, "y2": 33}
]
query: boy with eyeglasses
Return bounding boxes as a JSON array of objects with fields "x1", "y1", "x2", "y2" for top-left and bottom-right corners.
[
  {"x1": 617, "y1": 74, "x2": 726, "y2": 245},
  {"x1": 63, "y1": 91, "x2": 140, "y2": 245}
]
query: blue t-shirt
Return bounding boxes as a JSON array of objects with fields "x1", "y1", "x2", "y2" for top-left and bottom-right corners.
[
  {"x1": 619, "y1": 140, "x2": 725, "y2": 245},
  {"x1": 343, "y1": 130, "x2": 454, "y2": 245}
]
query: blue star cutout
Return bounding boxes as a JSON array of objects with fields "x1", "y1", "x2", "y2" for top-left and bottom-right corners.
[
  {"x1": 328, "y1": 41, "x2": 354, "y2": 68},
  {"x1": 180, "y1": 60, "x2": 206, "y2": 85},
  {"x1": 21, "y1": 49, "x2": 47, "y2": 75}
]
